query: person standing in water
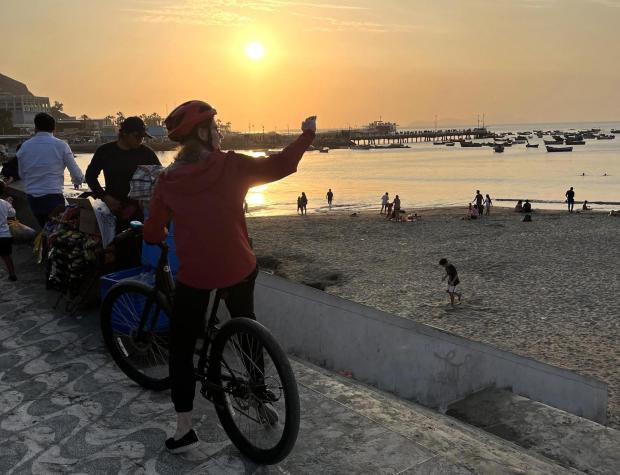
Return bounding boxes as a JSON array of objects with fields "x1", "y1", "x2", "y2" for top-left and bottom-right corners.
[
  {"x1": 381, "y1": 192, "x2": 389, "y2": 214},
  {"x1": 300, "y1": 192, "x2": 308, "y2": 215},
  {"x1": 326, "y1": 188, "x2": 333, "y2": 209},
  {"x1": 565, "y1": 186, "x2": 575, "y2": 213}
]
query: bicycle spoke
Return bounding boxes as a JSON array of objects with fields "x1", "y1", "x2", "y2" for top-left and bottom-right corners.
[
  {"x1": 109, "y1": 291, "x2": 169, "y2": 380},
  {"x1": 217, "y1": 329, "x2": 287, "y2": 451}
]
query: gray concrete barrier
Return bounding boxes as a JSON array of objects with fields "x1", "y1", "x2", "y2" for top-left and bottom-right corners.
[{"x1": 251, "y1": 272, "x2": 608, "y2": 424}]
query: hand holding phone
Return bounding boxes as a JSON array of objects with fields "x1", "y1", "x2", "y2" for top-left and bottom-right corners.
[{"x1": 301, "y1": 116, "x2": 317, "y2": 133}]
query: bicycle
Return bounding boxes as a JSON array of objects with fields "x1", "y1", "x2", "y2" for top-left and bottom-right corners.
[{"x1": 100, "y1": 226, "x2": 300, "y2": 464}]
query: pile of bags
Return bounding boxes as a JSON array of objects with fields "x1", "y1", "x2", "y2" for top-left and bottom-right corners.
[{"x1": 44, "y1": 206, "x2": 102, "y2": 297}]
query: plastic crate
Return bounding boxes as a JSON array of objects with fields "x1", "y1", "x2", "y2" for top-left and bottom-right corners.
[{"x1": 100, "y1": 266, "x2": 170, "y2": 334}]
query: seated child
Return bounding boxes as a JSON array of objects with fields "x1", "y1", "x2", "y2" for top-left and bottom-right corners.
[{"x1": 514, "y1": 200, "x2": 523, "y2": 212}]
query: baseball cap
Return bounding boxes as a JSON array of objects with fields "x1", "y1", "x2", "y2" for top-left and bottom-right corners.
[{"x1": 120, "y1": 116, "x2": 153, "y2": 138}]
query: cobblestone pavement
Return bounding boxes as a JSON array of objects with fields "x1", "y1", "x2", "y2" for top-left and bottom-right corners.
[{"x1": 1, "y1": 248, "x2": 465, "y2": 474}]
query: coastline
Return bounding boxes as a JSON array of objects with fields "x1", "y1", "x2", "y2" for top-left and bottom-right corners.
[{"x1": 246, "y1": 206, "x2": 620, "y2": 427}]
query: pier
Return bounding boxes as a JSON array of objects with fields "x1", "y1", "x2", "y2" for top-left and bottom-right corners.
[{"x1": 346, "y1": 127, "x2": 492, "y2": 146}]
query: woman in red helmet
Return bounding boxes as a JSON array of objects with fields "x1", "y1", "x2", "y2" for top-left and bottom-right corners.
[{"x1": 144, "y1": 100, "x2": 316, "y2": 453}]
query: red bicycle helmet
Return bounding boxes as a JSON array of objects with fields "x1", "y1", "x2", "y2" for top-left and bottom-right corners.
[{"x1": 165, "y1": 100, "x2": 217, "y2": 142}]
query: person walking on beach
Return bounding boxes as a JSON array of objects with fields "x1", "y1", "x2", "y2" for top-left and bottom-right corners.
[
  {"x1": 16, "y1": 113, "x2": 84, "y2": 227},
  {"x1": 326, "y1": 188, "x2": 333, "y2": 209},
  {"x1": 300, "y1": 192, "x2": 308, "y2": 215},
  {"x1": 381, "y1": 192, "x2": 389, "y2": 214},
  {"x1": 86, "y1": 116, "x2": 161, "y2": 226},
  {"x1": 393, "y1": 195, "x2": 401, "y2": 221},
  {"x1": 484, "y1": 194, "x2": 492, "y2": 216},
  {"x1": 439, "y1": 258, "x2": 462, "y2": 306},
  {"x1": 565, "y1": 186, "x2": 575, "y2": 213},
  {"x1": 296, "y1": 195, "x2": 302, "y2": 214},
  {"x1": 0, "y1": 181, "x2": 17, "y2": 281},
  {"x1": 144, "y1": 100, "x2": 316, "y2": 453},
  {"x1": 473, "y1": 190, "x2": 484, "y2": 217}
]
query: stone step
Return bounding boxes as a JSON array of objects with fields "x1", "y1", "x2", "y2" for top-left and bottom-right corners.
[
  {"x1": 448, "y1": 388, "x2": 620, "y2": 475},
  {"x1": 293, "y1": 358, "x2": 578, "y2": 474}
]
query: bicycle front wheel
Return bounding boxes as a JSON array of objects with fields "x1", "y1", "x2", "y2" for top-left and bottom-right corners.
[
  {"x1": 100, "y1": 281, "x2": 171, "y2": 390},
  {"x1": 208, "y1": 318, "x2": 300, "y2": 465}
]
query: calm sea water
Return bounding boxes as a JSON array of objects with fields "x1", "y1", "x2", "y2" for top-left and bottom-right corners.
[{"x1": 70, "y1": 121, "x2": 620, "y2": 216}]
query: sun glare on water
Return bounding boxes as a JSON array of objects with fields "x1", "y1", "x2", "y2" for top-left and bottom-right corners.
[{"x1": 245, "y1": 42, "x2": 265, "y2": 61}]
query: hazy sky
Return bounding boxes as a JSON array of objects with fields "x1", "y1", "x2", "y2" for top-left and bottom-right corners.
[{"x1": 2, "y1": 0, "x2": 619, "y2": 129}]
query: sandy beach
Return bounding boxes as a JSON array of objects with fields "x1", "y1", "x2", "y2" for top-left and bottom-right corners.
[{"x1": 246, "y1": 206, "x2": 620, "y2": 428}]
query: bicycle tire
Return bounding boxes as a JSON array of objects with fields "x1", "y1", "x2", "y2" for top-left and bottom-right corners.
[
  {"x1": 100, "y1": 281, "x2": 171, "y2": 391},
  {"x1": 208, "y1": 317, "x2": 300, "y2": 464}
]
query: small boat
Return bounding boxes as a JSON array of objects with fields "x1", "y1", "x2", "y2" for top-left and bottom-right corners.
[
  {"x1": 320, "y1": 147, "x2": 330, "y2": 153},
  {"x1": 494, "y1": 144, "x2": 504, "y2": 153},
  {"x1": 597, "y1": 134, "x2": 615, "y2": 140},
  {"x1": 544, "y1": 138, "x2": 564, "y2": 145},
  {"x1": 611, "y1": 129, "x2": 620, "y2": 134},
  {"x1": 445, "y1": 142, "x2": 455, "y2": 146},
  {"x1": 459, "y1": 140, "x2": 483, "y2": 147},
  {"x1": 526, "y1": 143, "x2": 539, "y2": 148},
  {"x1": 565, "y1": 139, "x2": 585, "y2": 145},
  {"x1": 546, "y1": 145, "x2": 573, "y2": 152},
  {"x1": 433, "y1": 141, "x2": 446, "y2": 145}
]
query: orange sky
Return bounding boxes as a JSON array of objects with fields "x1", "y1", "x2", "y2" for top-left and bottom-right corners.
[{"x1": 2, "y1": 0, "x2": 619, "y2": 129}]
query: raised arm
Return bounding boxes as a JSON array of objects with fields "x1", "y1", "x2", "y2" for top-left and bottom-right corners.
[{"x1": 236, "y1": 117, "x2": 316, "y2": 188}]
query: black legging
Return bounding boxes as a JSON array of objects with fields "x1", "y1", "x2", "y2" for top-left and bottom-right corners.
[{"x1": 170, "y1": 267, "x2": 258, "y2": 413}]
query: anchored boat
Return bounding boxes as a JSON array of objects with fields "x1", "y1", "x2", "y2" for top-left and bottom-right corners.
[{"x1": 546, "y1": 145, "x2": 573, "y2": 152}]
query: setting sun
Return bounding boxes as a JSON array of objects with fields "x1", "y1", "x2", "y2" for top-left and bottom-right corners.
[{"x1": 245, "y1": 42, "x2": 265, "y2": 61}]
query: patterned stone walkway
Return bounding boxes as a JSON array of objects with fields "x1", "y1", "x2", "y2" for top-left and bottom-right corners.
[{"x1": 0, "y1": 248, "x2": 570, "y2": 474}]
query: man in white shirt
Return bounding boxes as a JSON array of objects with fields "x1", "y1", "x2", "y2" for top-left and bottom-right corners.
[{"x1": 17, "y1": 113, "x2": 84, "y2": 227}]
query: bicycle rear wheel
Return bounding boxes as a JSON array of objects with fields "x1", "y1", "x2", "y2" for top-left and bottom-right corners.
[
  {"x1": 100, "y1": 281, "x2": 171, "y2": 390},
  {"x1": 208, "y1": 318, "x2": 300, "y2": 465}
]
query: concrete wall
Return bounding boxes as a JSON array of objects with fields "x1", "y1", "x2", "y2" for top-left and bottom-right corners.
[{"x1": 250, "y1": 272, "x2": 608, "y2": 424}]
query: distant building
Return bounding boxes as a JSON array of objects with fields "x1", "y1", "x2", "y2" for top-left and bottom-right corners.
[
  {"x1": 146, "y1": 125, "x2": 167, "y2": 142},
  {"x1": 100, "y1": 125, "x2": 118, "y2": 143},
  {"x1": 0, "y1": 73, "x2": 51, "y2": 129}
]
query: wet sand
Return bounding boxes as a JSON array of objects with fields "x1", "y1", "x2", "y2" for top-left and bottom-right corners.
[{"x1": 246, "y1": 206, "x2": 620, "y2": 427}]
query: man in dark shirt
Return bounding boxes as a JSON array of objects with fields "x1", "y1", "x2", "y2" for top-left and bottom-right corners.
[
  {"x1": 565, "y1": 186, "x2": 575, "y2": 213},
  {"x1": 86, "y1": 117, "x2": 160, "y2": 221}
]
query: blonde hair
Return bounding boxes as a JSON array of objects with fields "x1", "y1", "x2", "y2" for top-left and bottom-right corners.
[
  {"x1": 173, "y1": 138, "x2": 208, "y2": 164},
  {"x1": 173, "y1": 119, "x2": 216, "y2": 164}
]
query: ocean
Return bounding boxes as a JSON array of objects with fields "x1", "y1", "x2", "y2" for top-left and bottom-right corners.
[{"x1": 70, "y1": 121, "x2": 620, "y2": 216}]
